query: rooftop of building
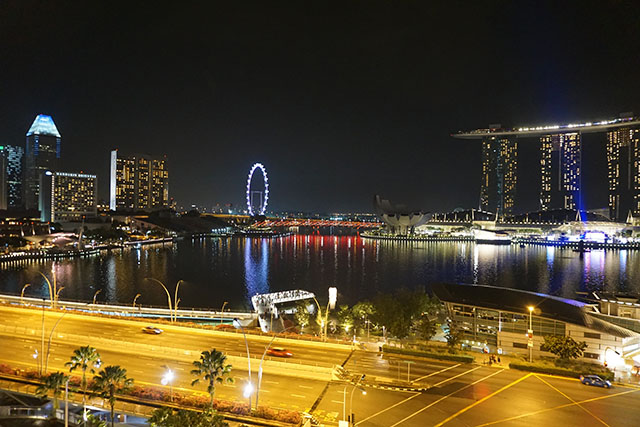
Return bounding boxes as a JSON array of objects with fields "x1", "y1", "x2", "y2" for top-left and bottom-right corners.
[
  {"x1": 432, "y1": 282, "x2": 637, "y2": 338},
  {"x1": 26, "y1": 114, "x2": 61, "y2": 138},
  {"x1": 453, "y1": 115, "x2": 640, "y2": 139}
]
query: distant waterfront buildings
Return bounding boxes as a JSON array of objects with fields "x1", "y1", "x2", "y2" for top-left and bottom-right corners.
[
  {"x1": 540, "y1": 132, "x2": 581, "y2": 210},
  {"x1": 3, "y1": 145, "x2": 23, "y2": 209},
  {"x1": 455, "y1": 114, "x2": 640, "y2": 220},
  {"x1": 24, "y1": 115, "x2": 61, "y2": 210},
  {"x1": 109, "y1": 150, "x2": 169, "y2": 211},
  {"x1": 606, "y1": 127, "x2": 640, "y2": 221},
  {"x1": 39, "y1": 171, "x2": 97, "y2": 222},
  {"x1": 479, "y1": 134, "x2": 517, "y2": 216}
]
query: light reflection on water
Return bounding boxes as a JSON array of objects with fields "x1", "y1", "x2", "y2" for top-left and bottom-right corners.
[{"x1": 0, "y1": 235, "x2": 638, "y2": 310}]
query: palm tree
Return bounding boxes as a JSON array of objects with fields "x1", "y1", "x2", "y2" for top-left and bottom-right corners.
[
  {"x1": 66, "y1": 346, "x2": 101, "y2": 422},
  {"x1": 91, "y1": 365, "x2": 133, "y2": 427},
  {"x1": 35, "y1": 371, "x2": 69, "y2": 413},
  {"x1": 190, "y1": 349, "x2": 233, "y2": 410}
]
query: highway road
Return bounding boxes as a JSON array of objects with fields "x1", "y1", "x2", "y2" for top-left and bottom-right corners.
[{"x1": 2, "y1": 304, "x2": 640, "y2": 426}]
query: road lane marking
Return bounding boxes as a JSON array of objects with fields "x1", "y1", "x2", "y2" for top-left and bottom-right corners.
[
  {"x1": 389, "y1": 368, "x2": 506, "y2": 426},
  {"x1": 331, "y1": 400, "x2": 343, "y2": 404},
  {"x1": 299, "y1": 385, "x2": 313, "y2": 389},
  {"x1": 432, "y1": 372, "x2": 531, "y2": 427},
  {"x1": 534, "y1": 374, "x2": 609, "y2": 426},
  {"x1": 476, "y1": 387, "x2": 640, "y2": 426},
  {"x1": 431, "y1": 365, "x2": 483, "y2": 387},
  {"x1": 354, "y1": 393, "x2": 421, "y2": 425},
  {"x1": 291, "y1": 394, "x2": 306, "y2": 398},
  {"x1": 412, "y1": 363, "x2": 461, "y2": 382}
]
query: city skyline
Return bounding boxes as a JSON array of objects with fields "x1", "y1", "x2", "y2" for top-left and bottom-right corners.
[{"x1": 1, "y1": 2, "x2": 640, "y2": 213}]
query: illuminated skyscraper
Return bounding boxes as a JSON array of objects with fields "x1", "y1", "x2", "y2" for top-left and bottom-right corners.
[
  {"x1": 24, "y1": 115, "x2": 61, "y2": 210},
  {"x1": 39, "y1": 171, "x2": 97, "y2": 222},
  {"x1": 606, "y1": 127, "x2": 640, "y2": 221},
  {"x1": 479, "y1": 136, "x2": 517, "y2": 216},
  {"x1": 539, "y1": 132, "x2": 581, "y2": 210},
  {"x1": 109, "y1": 150, "x2": 169, "y2": 211}
]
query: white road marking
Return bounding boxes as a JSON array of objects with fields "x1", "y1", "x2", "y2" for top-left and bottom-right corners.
[
  {"x1": 389, "y1": 369, "x2": 505, "y2": 426},
  {"x1": 291, "y1": 394, "x2": 306, "y2": 398},
  {"x1": 431, "y1": 365, "x2": 483, "y2": 387},
  {"x1": 299, "y1": 385, "x2": 313, "y2": 389},
  {"x1": 331, "y1": 400, "x2": 343, "y2": 404},
  {"x1": 412, "y1": 363, "x2": 461, "y2": 382}
]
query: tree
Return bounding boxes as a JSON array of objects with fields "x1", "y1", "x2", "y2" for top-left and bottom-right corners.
[
  {"x1": 372, "y1": 289, "x2": 435, "y2": 340},
  {"x1": 91, "y1": 365, "x2": 133, "y2": 427},
  {"x1": 351, "y1": 301, "x2": 376, "y2": 334},
  {"x1": 541, "y1": 335, "x2": 588, "y2": 361},
  {"x1": 190, "y1": 349, "x2": 233, "y2": 410},
  {"x1": 336, "y1": 305, "x2": 354, "y2": 335},
  {"x1": 35, "y1": 371, "x2": 68, "y2": 412},
  {"x1": 293, "y1": 301, "x2": 313, "y2": 331},
  {"x1": 416, "y1": 317, "x2": 438, "y2": 341},
  {"x1": 66, "y1": 345, "x2": 101, "y2": 420},
  {"x1": 149, "y1": 407, "x2": 228, "y2": 427},
  {"x1": 85, "y1": 413, "x2": 107, "y2": 427},
  {"x1": 444, "y1": 323, "x2": 463, "y2": 353}
]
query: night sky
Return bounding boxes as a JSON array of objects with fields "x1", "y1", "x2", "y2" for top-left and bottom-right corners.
[{"x1": 1, "y1": 1, "x2": 639, "y2": 213}]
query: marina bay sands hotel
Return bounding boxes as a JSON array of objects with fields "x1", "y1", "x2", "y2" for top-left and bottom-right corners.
[{"x1": 454, "y1": 113, "x2": 640, "y2": 222}]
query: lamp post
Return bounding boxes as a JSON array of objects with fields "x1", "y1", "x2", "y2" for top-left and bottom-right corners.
[
  {"x1": 92, "y1": 289, "x2": 102, "y2": 306},
  {"x1": 45, "y1": 311, "x2": 68, "y2": 374},
  {"x1": 21, "y1": 284, "x2": 31, "y2": 305},
  {"x1": 161, "y1": 365, "x2": 175, "y2": 402},
  {"x1": 145, "y1": 278, "x2": 173, "y2": 322},
  {"x1": 173, "y1": 280, "x2": 184, "y2": 323},
  {"x1": 132, "y1": 293, "x2": 141, "y2": 308},
  {"x1": 527, "y1": 306, "x2": 534, "y2": 363},
  {"x1": 233, "y1": 318, "x2": 253, "y2": 408},
  {"x1": 220, "y1": 301, "x2": 228, "y2": 326},
  {"x1": 40, "y1": 298, "x2": 45, "y2": 376},
  {"x1": 344, "y1": 374, "x2": 366, "y2": 425},
  {"x1": 255, "y1": 325, "x2": 296, "y2": 409}
]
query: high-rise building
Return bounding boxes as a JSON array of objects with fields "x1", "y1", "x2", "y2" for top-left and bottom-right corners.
[
  {"x1": 606, "y1": 127, "x2": 640, "y2": 221},
  {"x1": 5, "y1": 145, "x2": 24, "y2": 209},
  {"x1": 540, "y1": 132, "x2": 581, "y2": 210},
  {"x1": 39, "y1": 171, "x2": 97, "y2": 222},
  {"x1": 24, "y1": 115, "x2": 61, "y2": 210},
  {"x1": 479, "y1": 136, "x2": 517, "y2": 216},
  {"x1": 109, "y1": 150, "x2": 169, "y2": 211}
]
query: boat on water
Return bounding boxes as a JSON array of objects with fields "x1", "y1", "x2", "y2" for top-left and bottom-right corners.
[{"x1": 473, "y1": 229, "x2": 512, "y2": 245}]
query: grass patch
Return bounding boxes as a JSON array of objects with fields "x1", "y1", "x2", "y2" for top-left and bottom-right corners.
[{"x1": 382, "y1": 345, "x2": 474, "y2": 363}]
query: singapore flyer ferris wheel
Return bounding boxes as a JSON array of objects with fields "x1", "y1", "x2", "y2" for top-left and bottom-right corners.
[{"x1": 246, "y1": 162, "x2": 269, "y2": 216}]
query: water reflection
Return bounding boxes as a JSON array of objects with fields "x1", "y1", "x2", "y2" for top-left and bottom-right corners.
[
  {"x1": 0, "y1": 235, "x2": 639, "y2": 309},
  {"x1": 244, "y1": 238, "x2": 269, "y2": 302}
]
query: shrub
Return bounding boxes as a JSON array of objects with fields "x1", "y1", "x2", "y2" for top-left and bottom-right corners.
[{"x1": 382, "y1": 345, "x2": 474, "y2": 363}]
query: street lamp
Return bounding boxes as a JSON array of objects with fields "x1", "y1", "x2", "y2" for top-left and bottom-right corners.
[
  {"x1": 145, "y1": 278, "x2": 173, "y2": 322},
  {"x1": 92, "y1": 289, "x2": 102, "y2": 306},
  {"x1": 527, "y1": 305, "x2": 534, "y2": 363},
  {"x1": 255, "y1": 325, "x2": 296, "y2": 409},
  {"x1": 343, "y1": 374, "x2": 366, "y2": 426},
  {"x1": 220, "y1": 301, "x2": 228, "y2": 326},
  {"x1": 173, "y1": 280, "x2": 184, "y2": 323},
  {"x1": 21, "y1": 284, "x2": 31, "y2": 305},
  {"x1": 161, "y1": 365, "x2": 175, "y2": 401},
  {"x1": 233, "y1": 318, "x2": 253, "y2": 408},
  {"x1": 132, "y1": 293, "x2": 141, "y2": 308}
]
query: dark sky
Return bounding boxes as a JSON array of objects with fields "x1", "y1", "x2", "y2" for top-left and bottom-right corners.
[{"x1": 1, "y1": 1, "x2": 639, "y2": 213}]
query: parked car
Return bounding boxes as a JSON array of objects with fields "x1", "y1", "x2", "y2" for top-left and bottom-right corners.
[
  {"x1": 266, "y1": 347, "x2": 293, "y2": 357},
  {"x1": 579, "y1": 375, "x2": 611, "y2": 388},
  {"x1": 142, "y1": 326, "x2": 163, "y2": 335}
]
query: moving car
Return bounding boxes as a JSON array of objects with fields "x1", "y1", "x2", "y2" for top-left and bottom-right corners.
[
  {"x1": 266, "y1": 347, "x2": 293, "y2": 357},
  {"x1": 142, "y1": 326, "x2": 163, "y2": 335},
  {"x1": 579, "y1": 375, "x2": 611, "y2": 388}
]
